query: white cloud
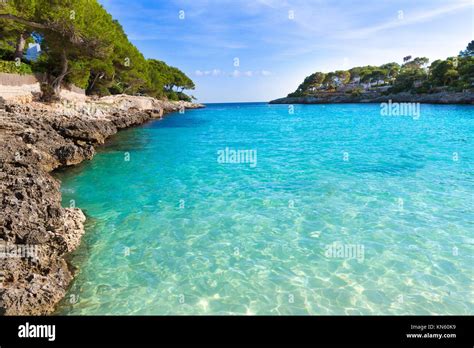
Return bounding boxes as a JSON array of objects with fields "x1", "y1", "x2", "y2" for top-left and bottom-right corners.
[
  {"x1": 231, "y1": 70, "x2": 241, "y2": 78},
  {"x1": 342, "y1": 1, "x2": 472, "y2": 39},
  {"x1": 195, "y1": 68, "x2": 272, "y2": 78}
]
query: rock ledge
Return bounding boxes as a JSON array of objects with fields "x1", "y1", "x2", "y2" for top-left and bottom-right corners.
[{"x1": 0, "y1": 95, "x2": 203, "y2": 315}]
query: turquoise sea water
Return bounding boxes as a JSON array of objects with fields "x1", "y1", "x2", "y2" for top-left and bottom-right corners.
[{"x1": 55, "y1": 103, "x2": 474, "y2": 315}]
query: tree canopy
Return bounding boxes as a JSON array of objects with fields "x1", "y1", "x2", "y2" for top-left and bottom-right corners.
[
  {"x1": 460, "y1": 40, "x2": 474, "y2": 57},
  {"x1": 0, "y1": 0, "x2": 195, "y2": 101},
  {"x1": 288, "y1": 41, "x2": 474, "y2": 97}
]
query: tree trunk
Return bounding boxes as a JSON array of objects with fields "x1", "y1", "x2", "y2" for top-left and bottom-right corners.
[
  {"x1": 41, "y1": 50, "x2": 68, "y2": 102},
  {"x1": 53, "y1": 49, "x2": 68, "y2": 93},
  {"x1": 87, "y1": 72, "x2": 104, "y2": 94},
  {"x1": 87, "y1": 73, "x2": 99, "y2": 93},
  {"x1": 14, "y1": 32, "x2": 27, "y2": 60}
]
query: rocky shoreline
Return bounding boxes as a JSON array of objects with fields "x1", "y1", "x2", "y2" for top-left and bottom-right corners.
[
  {"x1": 269, "y1": 91, "x2": 474, "y2": 104},
  {"x1": 0, "y1": 95, "x2": 204, "y2": 315}
]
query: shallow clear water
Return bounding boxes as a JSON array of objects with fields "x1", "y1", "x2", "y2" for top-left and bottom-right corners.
[{"x1": 55, "y1": 103, "x2": 474, "y2": 315}]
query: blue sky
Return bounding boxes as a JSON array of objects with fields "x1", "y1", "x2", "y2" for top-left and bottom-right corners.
[{"x1": 99, "y1": 0, "x2": 473, "y2": 103}]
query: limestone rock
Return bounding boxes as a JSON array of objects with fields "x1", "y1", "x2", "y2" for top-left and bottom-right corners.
[{"x1": 0, "y1": 95, "x2": 204, "y2": 315}]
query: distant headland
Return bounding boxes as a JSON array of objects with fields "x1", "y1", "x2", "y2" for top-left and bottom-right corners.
[{"x1": 270, "y1": 41, "x2": 474, "y2": 105}]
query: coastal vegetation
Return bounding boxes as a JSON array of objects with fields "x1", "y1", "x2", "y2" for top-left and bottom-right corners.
[
  {"x1": 288, "y1": 41, "x2": 474, "y2": 98},
  {"x1": 0, "y1": 0, "x2": 195, "y2": 101}
]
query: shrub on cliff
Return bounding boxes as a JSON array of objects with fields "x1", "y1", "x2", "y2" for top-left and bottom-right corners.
[
  {"x1": 351, "y1": 87, "x2": 363, "y2": 97},
  {"x1": 0, "y1": 59, "x2": 32, "y2": 74}
]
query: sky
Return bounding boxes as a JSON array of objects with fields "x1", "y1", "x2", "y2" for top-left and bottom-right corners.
[{"x1": 99, "y1": 0, "x2": 473, "y2": 103}]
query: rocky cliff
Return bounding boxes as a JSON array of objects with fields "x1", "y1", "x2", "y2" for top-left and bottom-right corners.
[
  {"x1": 0, "y1": 95, "x2": 203, "y2": 315},
  {"x1": 269, "y1": 91, "x2": 474, "y2": 104}
]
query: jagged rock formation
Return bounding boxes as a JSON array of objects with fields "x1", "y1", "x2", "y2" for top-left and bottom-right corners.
[{"x1": 0, "y1": 96, "x2": 203, "y2": 315}]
